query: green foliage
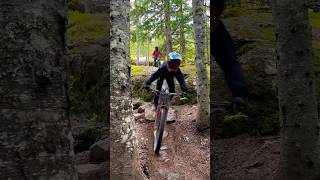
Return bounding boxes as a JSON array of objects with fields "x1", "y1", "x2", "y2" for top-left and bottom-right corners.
[
  {"x1": 129, "y1": 0, "x2": 203, "y2": 64},
  {"x1": 131, "y1": 75, "x2": 154, "y2": 101},
  {"x1": 181, "y1": 64, "x2": 210, "y2": 79},
  {"x1": 70, "y1": 71, "x2": 108, "y2": 122},
  {"x1": 131, "y1": 65, "x2": 145, "y2": 76},
  {"x1": 67, "y1": 11, "x2": 108, "y2": 44}
]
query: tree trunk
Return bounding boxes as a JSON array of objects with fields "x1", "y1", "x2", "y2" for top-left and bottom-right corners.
[
  {"x1": 271, "y1": 0, "x2": 320, "y2": 179},
  {"x1": 0, "y1": 1, "x2": 77, "y2": 179},
  {"x1": 164, "y1": 0, "x2": 173, "y2": 55},
  {"x1": 146, "y1": 35, "x2": 149, "y2": 66},
  {"x1": 110, "y1": 0, "x2": 143, "y2": 179},
  {"x1": 192, "y1": 0, "x2": 210, "y2": 131},
  {"x1": 204, "y1": 15, "x2": 209, "y2": 65},
  {"x1": 179, "y1": 2, "x2": 186, "y2": 57},
  {"x1": 135, "y1": 20, "x2": 140, "y2": 66}
]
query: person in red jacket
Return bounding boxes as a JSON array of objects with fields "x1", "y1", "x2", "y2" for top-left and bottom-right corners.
[{"x1": 152, "y1": 47, "x2": 162, "y2": 67}]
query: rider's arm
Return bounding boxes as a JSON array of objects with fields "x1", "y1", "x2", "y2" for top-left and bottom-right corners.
[
  {"x1": 146, "y1": 68, "x2": 162, "y2": 86},
  {"x1": 176, "y1": 70, "x2": 187, "y2": 93}
]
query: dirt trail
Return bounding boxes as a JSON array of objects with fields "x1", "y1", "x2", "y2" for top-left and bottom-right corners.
[
  {"x1": 135, "y1": 103, "x2": 210, "y2": 180},
  {"x1": 213, "y1": 134, "x2": 280, "y2": 180}
]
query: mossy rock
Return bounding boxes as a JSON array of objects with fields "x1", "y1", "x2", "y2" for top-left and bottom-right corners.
[
  {"x1": 132, "y1": 75, "x2": 153, "y2": 102},
  {"x1": 68, "y1": 36, "x2": 108, "y2": 122},
  {"x1": 223, "y1": 112, "x2": 250, "y2": 135}
]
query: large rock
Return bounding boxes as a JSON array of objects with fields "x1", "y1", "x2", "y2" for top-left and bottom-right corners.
[
  {"x1": 133, "y1": 99, "x2": 143, "y2": 110},
  {"x1": 134, "y1": 113, "x2": 145, "y2": 121},
  {"x1": 89, "y1": 139, "x2": 109, "y2": 164},
  {"x1": 145, "y1": 104, "x2": 155, "y2": 122},
  {"x1": 76, "y1": 164, "x2": 100, "y2": 180},
  {"x1": 138, "y1": 105, "x2": 145, "y2": 113},
  {"x1": 68, "y1": 36, "x2": 108, "y2": 121},
  {"x1": 71, "y1": 114, "x2": 105, "y2": 153},
  {"x1": 167, "y1": 108, "x2": 177, "y2": 122}
]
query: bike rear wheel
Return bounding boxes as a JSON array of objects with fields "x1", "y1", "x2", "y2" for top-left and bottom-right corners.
[{"x1": 154, "y1": 108, "x2": 167, "y2": 154}]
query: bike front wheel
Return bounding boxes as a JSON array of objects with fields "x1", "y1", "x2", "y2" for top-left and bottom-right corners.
[{"x1": 154, "y1": 108, "x2": 167, "y2": 154}]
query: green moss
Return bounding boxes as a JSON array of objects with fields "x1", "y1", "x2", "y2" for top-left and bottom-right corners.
[
  {"x1": 260, "y1": 27, "x2": 275, "y2": 41},
  {"x1": 67, "y1": 11, "x2": 108, "y2": 44},
  {"x1": 224, "y1": 7, "x2": 245, "y2": 17},
  {"x1": 131, "y1": 65, "x2": 145, "y2": 76},
  {"x1": 131, "y1": 75, "x2": 153, "y2": 101},
  {"x1": 223, "y1": 112, "x2": 249, "y2": 135},
  {"x1": 310, "y1": 12, "x2": 320, "y2": 30},
  {"x1": 181, "y1": 64, "x2": 210, "y2": 79},
  {"x1": 224, "y1": 112, "x2": 248, "y2": 122}
]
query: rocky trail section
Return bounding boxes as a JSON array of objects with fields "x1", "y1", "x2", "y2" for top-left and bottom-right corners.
[{"x1": 133, "y1": 102, "x2": 210, "y2": 180}]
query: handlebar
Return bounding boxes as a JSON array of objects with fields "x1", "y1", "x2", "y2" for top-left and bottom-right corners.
[{"x1": 149, "y1": 89, "x2": 187, "y2": 99}]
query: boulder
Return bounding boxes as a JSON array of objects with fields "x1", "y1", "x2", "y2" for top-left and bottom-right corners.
[
  {"x1": 138, "y1": 105, "x2": 145, "y2": 113},
  {"x1": 133, "y1": 99, "x2": 143, "y2": 110},
  {"x1": 71, "y1": 114, "x2": 105, "y2": 153},
  {"x1": 76, "y1": 164, "x2": 100, "y2": 180},
  {"x1": 167, "y1": 108, "x2": 177, "y2": 122},
  {"x1": 134, "y1": 113, "x2": 145, "y2": 121},
  {"x1": 89, "y1": 139, "x2": 109, "y2": 164},
  {"x1": 145, "y1": 105, "x2": 155, "y2": 122}
]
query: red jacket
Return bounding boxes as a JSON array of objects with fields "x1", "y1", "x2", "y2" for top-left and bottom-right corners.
[{"x1": 152, "y1": 50, "x2": 161, "y2": 58}]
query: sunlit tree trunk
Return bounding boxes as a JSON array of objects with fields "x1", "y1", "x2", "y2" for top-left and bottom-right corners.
[
  {"x1": 135, "y1": 20, "x2": 140, "y2": 66},
  {"x1": 192, "y1": 0, "x2": 210, "y2": 131},
  {"x1": 0, "y1": 1, "x2": 77, "y2": 179},
  {"x1": 271, "y1": 0, "x2": 320, "y2": 179},
  {"x1": 110, "y1": 0, "x2": 142, "y2": 179}
]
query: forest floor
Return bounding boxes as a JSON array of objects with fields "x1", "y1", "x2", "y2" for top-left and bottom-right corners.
[{"x1": 135, "y1": 103, "x2": 280, "y2": 180}]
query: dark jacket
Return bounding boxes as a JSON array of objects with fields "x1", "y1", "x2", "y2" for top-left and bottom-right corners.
[{"x1": 146, "y1": 61, "x2": 187, "y2": 93}]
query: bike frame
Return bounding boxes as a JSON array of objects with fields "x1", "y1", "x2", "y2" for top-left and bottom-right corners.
[{"x1": 152, "y1": 89, "x2": 179, "y2": 128}]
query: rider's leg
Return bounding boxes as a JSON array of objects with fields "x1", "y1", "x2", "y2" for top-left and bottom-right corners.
[
  {"x1": 153, "y1": 78, "x2": 164, "y2": 111},
  {"x1": 212, "y1": 20, "x2": 247, "y2": 103},
  {"x1": 167, "y1": 77, "x2": 176, "y2": 100},
  {"x1": 166, "y1": 77, "x2": 176, "y2": 122},
  {"x1": 153, "y1": 58, "x2": 157, "y2": 67}
]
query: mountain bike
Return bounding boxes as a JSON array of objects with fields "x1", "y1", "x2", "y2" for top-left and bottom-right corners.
[
  {"x1": 154, "y1": 57, "x2": 161, "y2": 67},
  {"x1": 150, "y1": 87, "x2": 187, "y2": 154}
]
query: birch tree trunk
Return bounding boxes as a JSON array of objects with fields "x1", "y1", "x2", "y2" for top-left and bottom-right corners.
[
  {"x1": 0, "y1": 1, "x2": 77, "y2": 179},
  {"x1": 110, "y1": 0, "x2": 142, "y2": 179},
  {"x1": 271, "y1": 0, "x2": 320, "y2": 179},
  {"x1": 192, "y1": 0, "x2": 210, "y2": 131}
]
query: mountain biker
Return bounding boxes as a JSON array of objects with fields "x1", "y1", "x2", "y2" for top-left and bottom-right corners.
[
  {"x1": 145, "y1": 52, "x2": 187, "y2": 111},
  {"x1": 152, "y1": 47, "x2": 163, "y2": 67},
  {"x1": 212, "y1": 0, "x2": 248, "y2": 107}
]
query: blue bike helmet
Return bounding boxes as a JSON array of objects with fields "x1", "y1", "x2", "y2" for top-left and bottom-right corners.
[{"x1": 168, "y1": 52, "x2": 182, "y2": 63}]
